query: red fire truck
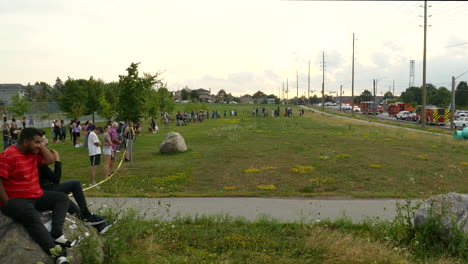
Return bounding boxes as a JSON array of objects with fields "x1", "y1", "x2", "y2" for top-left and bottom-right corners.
[
  {"x1": 415, "y1": 106, "x2": 449, "y2": 125},
  {"x1": 387, "y1": 103, "x2": 411, "y2": 116},
  {"x1": 360, "y1": 101, "x2": 383, "y2": 115}
]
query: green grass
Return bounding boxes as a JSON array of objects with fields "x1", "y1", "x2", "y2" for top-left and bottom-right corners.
[
  {"x1": 92, "y1": 209, "x2": 464, "y2": 264},
  {"x1": 48, "y1": 103, "x2": 468, "y2": 198}
]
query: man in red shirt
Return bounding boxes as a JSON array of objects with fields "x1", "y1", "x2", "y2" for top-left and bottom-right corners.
[{"x1": 0, "y1": 128, "x2": 71, "y2": 264}]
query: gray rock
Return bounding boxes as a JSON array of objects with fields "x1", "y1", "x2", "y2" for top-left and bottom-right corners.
[
  {"x1": 159, "y1": 132, "x2": 187, "y2": 153},
  {"x1": 0, "y1": 211, "x2": 104, "y2": 264},
  {"x1": 414, "y1": 192, "x2": 468, "y2": 238}
]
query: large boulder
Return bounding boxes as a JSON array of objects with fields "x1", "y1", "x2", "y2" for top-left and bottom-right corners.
[
  {"x1": 0, "y1": 211, "x2": 104, "y2": 264},
  {"x1": 414, "y1": 192, "x2": 468, "y2": 238},
  {"x1": 159, "y1": 132, "x2": 187, "y2": 153}
]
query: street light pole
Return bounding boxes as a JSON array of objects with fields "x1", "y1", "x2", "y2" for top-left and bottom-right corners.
[{"x1": 450, "y1": 70, "x2": 468, "y2": 129}]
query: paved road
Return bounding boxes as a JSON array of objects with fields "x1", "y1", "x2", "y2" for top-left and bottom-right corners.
[
  {"x1": 86, "y1": 197, "x2": 406, "y2": 223},
  {"x1": 302, "y1": 105, "x2": 452, "y2": 137}
]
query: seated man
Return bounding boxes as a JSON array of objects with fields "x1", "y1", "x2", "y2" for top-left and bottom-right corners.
[
  {"x1": 0, "y1": 128, "x2": 71, "y2": 264},
  {"x1": 39, "y1": 138, "x2": 111, "y2": 235}
]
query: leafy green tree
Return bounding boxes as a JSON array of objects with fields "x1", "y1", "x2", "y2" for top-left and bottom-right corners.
[
  {"x1": 34, "y1": 82, "x2": 52, "y2": 102},
  {"x1": 400, "y1": 86, "x2": 422, "y2": 105},
  {"x1": 359, "y1": 90, "x2": 373, "y2": 101},
  {"x1": 217, "y1": 89, "x2": 227, "y2": 101},
  {"x1": 430, "y1": 86, "x2": 451, "y2": 107},
  {"x1": 117, "y1": 62, "x2": 163, "y2": 122},
  {"x1": 57, "y1": 78, "x2": 88, "y2": 119},
  {"x1": 180, "y1": 87, "x2": 190, "y2": 100},
  {"x1": 189, "y1": 90, "x2": 199, "y2": 102},
  {"x1": 98, "y1": 95, "x2": 115, "y2": 121},
  {"x1": 8, "y1": 94, "x2": 31, "y2": 117},
  {"x1": 85, "y1": 77, "x2": 105, "y2": 122},
  {"x1": 252, "y1": 91, "x2": 266, "y2": 99},
  {"x1": 148, "y1": 86, "x2": 175, "y2": 117},
  {"x1": 383, "y1": 91, "x2": 394, "y2": 100},
  {"x1": 51, "y1": 77, "x2": 64, "y2": 101},
  {"x1": 455, "y1": 81, "x2": 468, "y2": 108},
  {"x1": 24, "y1": 83, "x2": 36, "y2": 101}
]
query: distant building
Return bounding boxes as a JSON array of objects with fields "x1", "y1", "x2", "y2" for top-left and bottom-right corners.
[
  {"x1": 239, "y1": 94, "x2": 254, "y2": 104},
  {"x1": 267, "y1": 98, "x2": 276, "y2": 104},
  {"x1": 195, "y1": 88, "x2": 212, "y2": 103},
  {"x1": 0, "y1": 84, "x2": 30, "y2": 106}
]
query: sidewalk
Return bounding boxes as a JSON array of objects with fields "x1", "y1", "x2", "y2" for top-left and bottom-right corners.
[{"x1": 86, "y1": 197, "x2": 405, "y2": 223}]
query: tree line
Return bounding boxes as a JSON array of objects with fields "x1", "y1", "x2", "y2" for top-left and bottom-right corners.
[{"x1": 12, "y1": 63, "x2": 175, "y2": 123}]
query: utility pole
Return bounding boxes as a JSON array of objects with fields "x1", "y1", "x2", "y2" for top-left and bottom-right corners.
[
  {"x1": 308, "y1": 60, "x2": 310, "y2": 105},
  {"x1": 351, "y1": 33, "x2": 355, "y2": 116},
  {"x1": 321, "y1": 51, "x2": 325, "y2": 111},
  {"x1": 339, "y1": 85, "x2": 343, "y2": 111},
  {"x1": 373, "y1": 79, "x2": 377, "y2": 116},
  {"x1": 286, "y1": 78, "x2": 289, "y2": 104},
  {"x1": 282, "y1": 82, "x2": 284, "y2": 104},
  {"x1": 450, "y1": 76, "x2": 456, "y2": 129},
  {"x1": 421, "y1": 0, "x2": 428, "y2": 128},
  {"x1": 296, "y1": 70, "x2": 299, "y2": 105},
  {"x1": 392, "y1": 80, "x2": 395, "y2": 97}
]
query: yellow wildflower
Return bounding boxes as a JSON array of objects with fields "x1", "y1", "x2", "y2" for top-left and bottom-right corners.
[
  {"x1": 244, "y1": 168, "x2": 261, "y2": 173},
  {"x1": 459, "y1": 162, "x2": 468, "y2": 166},
  {"x1": 370, "y1": 164, "x2": 382, "y2": 168},
  {"x1": 257, "y1": 184, "x2": 276, "y2": 190},
  {"x1": 291, "y1": 166, "x2": 315, "y2": 174}
]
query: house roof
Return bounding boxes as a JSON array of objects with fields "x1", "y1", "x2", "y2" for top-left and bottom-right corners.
[{"x1": 0, "y1": 84, "x2": 25, "y2": 91}]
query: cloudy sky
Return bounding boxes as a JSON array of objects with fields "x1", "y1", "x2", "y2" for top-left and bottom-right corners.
[{"x1": 1, "y1": 0, "x2": 468, "y2": 97}]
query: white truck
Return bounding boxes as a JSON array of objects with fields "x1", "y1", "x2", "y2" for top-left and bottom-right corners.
[{"x1": 453, "y1": 117, "x2": 468, "y2": 129}]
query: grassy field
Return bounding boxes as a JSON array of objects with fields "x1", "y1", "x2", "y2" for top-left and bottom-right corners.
[
  {"x1": 84, "y1": 209, "x2": 464, "y2": 264},
  {"x1": 49, "y1": 103, "x2": 468, "y2": 198}
]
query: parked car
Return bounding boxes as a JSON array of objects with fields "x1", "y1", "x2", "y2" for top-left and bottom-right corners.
[
  {"x1": 453, "y1": 117, "x2": 468, "y2": 129},
  {"x1": 396, "y1": 111, "x2": 411, "y2": 120},
  {"x1": 455, "y1": 110, "x2": 468, "y2": 118},
  {"x1": 407, "y1": 112, "x2": 417, "y2": 122}
]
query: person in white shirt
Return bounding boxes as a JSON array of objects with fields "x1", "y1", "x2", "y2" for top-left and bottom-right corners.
[{"x1": 87, "y1": 127, "x2": 103, "y2": 186}]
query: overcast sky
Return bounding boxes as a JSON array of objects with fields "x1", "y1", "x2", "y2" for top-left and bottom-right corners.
[{"x1": 1, "y1": 0, "x2": 468, "y2": 97}]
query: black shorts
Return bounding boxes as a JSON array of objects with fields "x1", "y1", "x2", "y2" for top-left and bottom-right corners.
[{"x1": 90, "y1": 154, "x2": 101, "y2": 166}]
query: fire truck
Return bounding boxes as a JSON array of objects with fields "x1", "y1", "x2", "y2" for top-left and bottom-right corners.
[
  {"x1": 387, "y1": 103, "x2": 411, "y2": 116},
  {"x1": 415, "y1": 106, "x2": 449, "y2": 125},
  {"x1": 360, "y1": 101, "x2": 382, "y2": 115}
]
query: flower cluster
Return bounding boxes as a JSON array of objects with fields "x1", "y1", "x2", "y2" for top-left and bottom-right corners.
[
  {"x1": 257, "y1": 184, "x2": 276, "y2": 190},
  {"x1": 291, "y1": 166, "x2": 315, "y2": 174},
  {"x1": 369, "y1": 164, "x2": 382, "y2": 168}
]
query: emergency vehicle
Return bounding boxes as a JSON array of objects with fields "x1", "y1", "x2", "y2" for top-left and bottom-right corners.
[
  {"x1": 415, "y1": 106, "x2": 449, "y2": 125},
  {"x1": 387, "y1": 103, "x2": 411, "y2": 116},
  {"x1": 360, "y1": 101, "x2": 382, "y2": 115}
]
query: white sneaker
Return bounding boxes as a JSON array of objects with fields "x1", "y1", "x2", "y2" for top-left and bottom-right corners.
[{"x1": 75, "y1": 144, "x2": 80, "y2": 148}]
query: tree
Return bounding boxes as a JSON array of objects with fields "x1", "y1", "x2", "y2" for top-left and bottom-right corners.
[
  {"x1": 57, "y1": 78, "x2": 88, "y2": 119},
  {"x1": 252, "y1": 90, "x2": 266, "y2": 99},
  {"x1": 383, "y1": 91, "x2": 394, "y2": 100},
  {"x1": 400, "y1": 86, "x2": 422, "y2": 105},
  {"x1": 455, "y1": 81, "x2": 468, "y2": 108},
  {"x1": 189, "y1": 90, "x2": 199, "y2": 102},
  {"x1": 181, "y1": 87, "x2": 190, "y2": 100},
  {"x1": 51, "y1": 77, "x2": 64, "y2": 101},
  {"x1": 34, "y1": 82, "x2": 52, "y2": 119},
  {"x1": 98, "y1": 95, "x2": 115, "y2": 121},
  {"x1": 85, "y1": 77, "x2": 105, "y2": 122},
  {"x1": 216, "y1": 89, "x2": 227, "y2": 101},
  {"x1": 148, "y1": 86, "x2": 175, "y2": 116},
  {"x1": 359, "y1": 90, "x2": 373, "y2": 101},
  {"x1": 8, "y1": 94, "x2": 31, "y2": 117},
  {"x1": 24, "y1": 83, "x2": 36, "y2": 101},
  {"x1": 430, "y1": 86, "x2": 451, "y2": 107},
  {"x1": 117, "y1": 62, "x2": 163, "y2": 122}
]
